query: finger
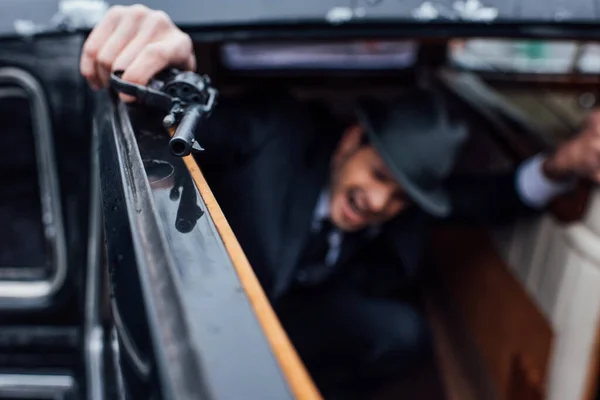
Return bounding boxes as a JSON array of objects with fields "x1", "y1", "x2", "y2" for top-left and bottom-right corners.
[
  {"x1": 114, "y1": 12, "x2": 180, "y2": 102},
  {"x1": 114, "y1": 31, "x2": 195, "y2": 74},
  {"x1": 586, "y1": 111, "x2": 600, "y2": 135},
  {"x1": 80, "y1": 6, "x2": 123, "y2": 89},
  {"x1": 121, "y1": 33, "x2": 193, "y2": 87},
  {"x1": 184, "y1": 52, "x2": 196, "y2": 72},
  {"x1": 111, "y1": 10, "x2": 171, "y2": 73},
  {"x1": 96, "y1": 63, "x2": 111, "y2": 93},
  {"x1": 589, "y1": 109, "x2": 600, "y2": 123},
  {"x1": 112, "y1": 33, "x2": 154, "y2": 102},
  {"x1": 95, "y1": 16, "x2": 143, "y2": 87},
  {"x1": 593, "y1": 140, "x2": 600, "y2": 158},
  {"x1": 112, "y1": 33, "x2": 166, "y2": 102},
  {"x1": 117, "y1": 10, "x2": 176, "y2": 81},
  {"x1": 118, "y1": 42, "x2": 171, "y2": 102},
  {"x1": 584, "y1": 152, "x2": 596, "y2": 170},
  {"x1": 116, "y1": 40, "x2": 171, "y2": 102},
  {"x1": 117, "y1": 52, "x2": 194, "y2": 104}
]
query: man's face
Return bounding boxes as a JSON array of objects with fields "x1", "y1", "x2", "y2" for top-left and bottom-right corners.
[{"x1": 329, "y1": 125, "x2": 412, "y2": 232}]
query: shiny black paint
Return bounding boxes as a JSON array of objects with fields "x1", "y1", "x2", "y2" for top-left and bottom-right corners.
[
  {"x1": 4, "y1": 1, "x2": 600, "y2": 43},
  {"x1": 0, "y1": 32, "x2": 92, "y2": 399},
  {"x1": 96, "y1": 92, "x2": 162, "y2": 399},
  {"x1": 0, "y1": 94, "x2": 48, "y2": 276},
  {"x1": 108, "y1": 0, "x2": 600, "y2": 24},
  {"x1": 0, "y1": 34, "x2": 91, "y2": 316},
  {"x1": 97, "y1": 90, "x2": 294, "y2": 399},
  {"x1": 6, "y1": 0, "x2": 598, "y2": 35}
]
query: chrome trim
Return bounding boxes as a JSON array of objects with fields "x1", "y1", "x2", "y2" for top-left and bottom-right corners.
[
  {"x1": 111, "y1": 326, "x2": 127, "y2": 400},
  {"x1": 85, "y1": 133, "x2": 104, "y2": 400},
  {"x1": 111, "y1": 300, "x2": 152, "y2": 379},
  {"x1": 0, "y1": 67, "x2": 67, "y2": 300},
  {"x1": 0, "y1": 373, "x2": 76, "y2": 398},
  {"x1": 0, "y1": 87, "x2": 27, "y2": 98}
]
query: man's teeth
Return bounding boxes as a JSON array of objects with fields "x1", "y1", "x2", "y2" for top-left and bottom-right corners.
[{"x1": 349, "y1": 197, "x2": 360, "y2": 214}]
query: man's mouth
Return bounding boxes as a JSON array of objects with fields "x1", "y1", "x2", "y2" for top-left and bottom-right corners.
[
  {"x1": 348, "y1": 193, "x2": 361, "y2": 214},
  {"x1": 343, "y1": 189, "x2": 368, "y2": 225}
]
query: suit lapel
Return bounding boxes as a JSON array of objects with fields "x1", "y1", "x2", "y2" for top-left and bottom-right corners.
[
  {"x1": 385, "y1": 209, "x2": 427, "y2": 280},
  {"x1": 335, "y1": 231, "x2": 366, "y2": 268},
  {"x1": 271, "y1": 139, "x2": 334, "y2": 300}
]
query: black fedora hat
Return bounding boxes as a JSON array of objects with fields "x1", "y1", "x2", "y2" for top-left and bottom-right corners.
[{"x1": 355, "y1": 89, "x2": 467, "y2": 217}]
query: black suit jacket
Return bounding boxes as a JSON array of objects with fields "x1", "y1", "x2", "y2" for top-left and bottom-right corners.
[{"x1": 195, "y1": 90, "x2": 535, "y2": 301}]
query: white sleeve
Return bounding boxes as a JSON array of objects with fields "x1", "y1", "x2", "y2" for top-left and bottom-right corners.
[{"x1": 516, "y1": 153, "x2": 576, "y2": 209}]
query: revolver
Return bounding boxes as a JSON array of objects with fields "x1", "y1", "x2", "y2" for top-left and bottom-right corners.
[{"x1": 109, "y1": 68, "x2": 218, "y2": 157}]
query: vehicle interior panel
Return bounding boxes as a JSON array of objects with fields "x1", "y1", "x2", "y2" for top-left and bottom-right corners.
[
  {"x1": 190, "y1": 37, "x2": 600, "y2": 400},
  {"x1": 0, "y1": 33, "x2": 95, "y2": 399},
  {"x1": 492, "y1": 90, "x2": 589, "y2": 141},
  {"x1": 444, "y1": 44, "x2": 600, "y2": 400},
  {"x1": 96, "y1": 91, "x2": 325, "y2": 398},
  {"x1": 0, "y1": 92, "x2": 48, "y2": 275},
  {"x1": 0, "y1": 13, "x2": 599, "y2": 398},
  {"x1": 0, "y1": 34, "x2": 91, "y2": 314}
]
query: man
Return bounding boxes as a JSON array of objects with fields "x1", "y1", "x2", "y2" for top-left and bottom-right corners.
[{"x1": 82, "y1": 5, "x2": 600, "y2": 399}]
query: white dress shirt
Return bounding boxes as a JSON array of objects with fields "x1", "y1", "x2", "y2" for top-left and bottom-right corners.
[
  {"x1": 516, "y1": 153, "x2": 576, "y2": 208},
  {"x1": 311, "y1": 154, "x2": 574, "y2": 266}
]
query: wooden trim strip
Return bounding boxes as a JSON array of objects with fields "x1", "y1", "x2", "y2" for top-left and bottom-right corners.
[
  {"x1": 429, "y1": 226, "x2": 554, "y2": 399},
  {"x1": 181, "y1": 154, "x2": 322, "y2": 400},
  {"x1": 423, "y1": 292, "x2": 480, "y2": 400}
]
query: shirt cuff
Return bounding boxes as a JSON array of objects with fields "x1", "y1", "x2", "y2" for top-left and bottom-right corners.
[{"x1": 516, "y1": 153, "x2": 576, "y2": 209}]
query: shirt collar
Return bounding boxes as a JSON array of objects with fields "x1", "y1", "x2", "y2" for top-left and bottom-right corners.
[
  {"x1": 314, "y1": 189, "x2": 330, "y2": 222},
  {"x1": 312, "y1": 189, "x2": 381, "y2": 237}
]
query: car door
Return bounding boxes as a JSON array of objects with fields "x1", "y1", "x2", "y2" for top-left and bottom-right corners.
[
  {"x1": 0, "y1": 24, "x2": 95, "y2": 400},
  {"x1": 95, "y1": 83, "x2": 321, "y2": 399},
  {"x1": 428, "y1": 40, "x2": 600, "y2": 400}
]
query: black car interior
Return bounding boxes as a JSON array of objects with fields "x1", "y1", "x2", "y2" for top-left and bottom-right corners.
[
  {"x1": 0, "y1": 25, "x2": 598, "y2": 399},
  {"x1": 192, "y1": 37, "x2": 595, "y2": 399}
]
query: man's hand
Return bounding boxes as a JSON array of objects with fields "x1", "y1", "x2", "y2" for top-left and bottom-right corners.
[
  {"x1": 543, "y1": 109, "x2": 600, "y2": 184},
  {"x1": 80, "y1": 5, "x2": 195, "y2": 95}
]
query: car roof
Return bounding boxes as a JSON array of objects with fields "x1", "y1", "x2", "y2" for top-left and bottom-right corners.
[
  {"x1": 1, "y1": 0, "x2": 599, "y2": 38},
  {"x1": 116, "y1": 0, "x2": 600, "y2": 25},
  {"x1": 110, "y1": 0, "x2": 600, "y2": 24}
]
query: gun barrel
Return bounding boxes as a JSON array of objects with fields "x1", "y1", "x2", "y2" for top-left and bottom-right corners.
[{"x1": 169, "y1": 105, "x2": 204, "y2": 157}]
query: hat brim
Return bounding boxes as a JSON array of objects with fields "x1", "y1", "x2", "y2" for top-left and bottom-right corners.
[{"x1": 355, "y1": 97, "x2": 451, "y2": 218}]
